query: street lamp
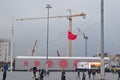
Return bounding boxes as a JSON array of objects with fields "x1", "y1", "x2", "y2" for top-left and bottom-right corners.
[
  {"x1": 84, "y1": 34, "x2": 88, "y2": 57},
  {"x1": 78, "y1": 28, "x2": 88, "y2": 57},
  {"x1": 10, "y1": 21, "x2": 14, "y2": 72},
  {"x1": 46, "y1": 4, "x2": 52, "y2": 74},
  {"x1": 100, "y1": 0, "x2": 105, "y2": 80}
]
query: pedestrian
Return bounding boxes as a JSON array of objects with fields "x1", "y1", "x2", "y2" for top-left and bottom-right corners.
[
  {"x1": 35, "y1": 70, "x2": 40, "y2": 80},
  {"x1": 2, "y1": 62, "x2": 9, "y2": 80},
  {"x1": 88, "y1": 69, "x2": 91, "y2": 80},
  {"x1": 82, "y1": 72, "x2": 86, "y2": 80},
  {"x1": 118, "y1": 69, "x2": 120, "y2": 80},
  {"x1": 46, "y1": 70, "x2": 50, "y2": 77},
  {"x1": 92, "y1": 70, "x2": 96, "y2": 80},
  {"x1": 40, "y1": 69, "x2": 45, "y2": 80},
  {"x1": 61, "y1": 69, "x2": 66, "y2": 80},
  {"x1": 32, "y1": 67, "x2": 37, "y2": 77},
  {"x1": 76, "y1": 71, "x2": 80, "y2": 80}
]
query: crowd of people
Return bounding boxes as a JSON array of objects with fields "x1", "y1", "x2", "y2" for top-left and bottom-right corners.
[
  {"x1": 76, "y1": 69, "x2": 97, "y2": 80},
  {"x1": 30, "y1": 67, "x2": 46, "y2": 80},
  {"x1": 30, "y1": 67, "x2": 67, "y2": 80},
  {"x1": 30, "y1": 67, "x2": 100, "y2": 80}
]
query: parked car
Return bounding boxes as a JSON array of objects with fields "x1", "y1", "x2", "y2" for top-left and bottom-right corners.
[
  {"x1": 0, "y1": 67, "x2": 4, "y2": 71},
  {"x1": 8, "y1": 66, "x2": 15, "y2": 71},
  {"x1": 111, "y1": 65, "x2": 120, "y2": 73}
]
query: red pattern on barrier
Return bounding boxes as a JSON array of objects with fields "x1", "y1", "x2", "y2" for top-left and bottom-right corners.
[
  {"x1": 48, "y1": 59, "x2": 53, "y2": 68},
  {"x1": 34, "y1": 60, "x2": 40, "y2": 67},
  {"x1": 73, "y1": 60, "x2": 80, "y2": 67},
  {"x1": 24, "y1": 60, "x2": 29, "y2": 66},
  {"x1": 59, "y1": 59, "x2": 68, "y2": 69}
]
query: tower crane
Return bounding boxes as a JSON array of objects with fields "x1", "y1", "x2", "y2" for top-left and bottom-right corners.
[
  {"x1": 16, "y1": 9, "x2": 86, "y2": 57},
  {"x1": 30, "y1": 40, "x2": 37, "y2": 56}
]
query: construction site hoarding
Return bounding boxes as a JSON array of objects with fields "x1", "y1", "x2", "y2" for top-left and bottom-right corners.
[{"x1": 15, "y1": 56, "x2": 110, "y2": 71}]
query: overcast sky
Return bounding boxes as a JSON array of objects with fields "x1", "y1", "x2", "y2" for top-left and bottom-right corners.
[{"x1": 0, "y1": 0, "x2": 120, "y2": 57}]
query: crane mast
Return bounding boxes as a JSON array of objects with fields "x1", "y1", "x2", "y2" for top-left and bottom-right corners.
[
  {"x1": 17, "y1": 10, "x2": 86, "y2": 57},
  {"x1": 68, "y1": 9, "x2": 72, "y2": 57}
]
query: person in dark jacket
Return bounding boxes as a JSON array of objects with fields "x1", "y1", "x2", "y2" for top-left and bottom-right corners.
[
  {"x1": 2, "y1": 62, "x2": 9, "y2": 80},
  {"x1": 92, "y1": 70, "x2": 96, "y2": 80},
  {"x1": 88, "y1": 69, "x2": 91, "y2": 80},
  {"x1": 61, "y1": 69, "x2": 66, "y2": 80},
  {"x1": 32, "y1": 67, "x2": 37, "y2": 77},
  {"x1": 40, "y1": 69, "x2": 45, "y2": 80},
  {"x1": 118, "y1": 69, "x2": 120, "y2": 80},
  {"x1": 82, "y1": 72, "x2": 86, "y2": 80},
  {"x1": 76, "y1": 71, "x2": 80, "y2": 79}
]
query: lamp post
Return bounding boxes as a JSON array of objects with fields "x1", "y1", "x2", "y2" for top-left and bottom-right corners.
[
  {"x1": 78, "y1": 28, "x2": 88, "y2": 57},
  {"x1": 100, "y1": 0, "x2": 105, "y2": 80},
  {"x1": 46, "y1": 4, "x2": 52, "y2": 73},
  {"x1": 10, "y1": 21, "x2": 14, "y2": 72}
]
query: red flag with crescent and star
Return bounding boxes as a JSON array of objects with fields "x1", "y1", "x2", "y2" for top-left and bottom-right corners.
[{"x1": 68, "y1": 31, "x2": 77, "y2": 40}]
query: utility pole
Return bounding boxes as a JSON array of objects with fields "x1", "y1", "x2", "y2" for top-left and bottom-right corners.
[{"x1": 100, "y1": 0, "x2": 105, "y2": 80}]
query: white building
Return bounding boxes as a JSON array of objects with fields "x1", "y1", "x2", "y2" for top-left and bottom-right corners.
[{"x1": 0, "y1": 39, "x2": 11, "y2": 62}]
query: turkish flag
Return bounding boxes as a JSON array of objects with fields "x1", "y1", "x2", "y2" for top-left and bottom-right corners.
[{"x1": 68, "y1": 31, "x2": 77, "y2": 40}]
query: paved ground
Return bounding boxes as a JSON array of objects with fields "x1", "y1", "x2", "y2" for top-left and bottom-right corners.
[{"x1": 0, "y1": 71, "x2": 118, "y2": 80}]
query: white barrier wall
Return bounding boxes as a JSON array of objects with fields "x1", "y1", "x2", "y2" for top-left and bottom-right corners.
[{"x1": 15, "y1": 56, "x2": 110, "y2": 71}]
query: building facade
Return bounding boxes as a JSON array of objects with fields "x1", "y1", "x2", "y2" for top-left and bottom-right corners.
[{"x1": 0, "y1": 39, "x2": 11, "y2": 62}]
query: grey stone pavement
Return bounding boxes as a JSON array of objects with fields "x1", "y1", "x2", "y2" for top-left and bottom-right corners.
[{"x1": 0, "y1": 71, "x2": 118, "y2": 80}]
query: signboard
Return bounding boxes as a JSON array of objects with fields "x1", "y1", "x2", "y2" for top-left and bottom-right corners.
[
  {"x1": 77, "y1": 62, "x2": 101, "y2": 69},
  {"x1": 91, "y1": 62, "x2": 101, "y2": 69},
  {"x1": 77, "y1": 62, "x2": 91, "y2": 69}
]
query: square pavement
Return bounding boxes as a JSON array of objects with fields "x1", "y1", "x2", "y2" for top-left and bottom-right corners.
[{"x1": 0, "y1": 71, "x2": 118, "y2": 80}]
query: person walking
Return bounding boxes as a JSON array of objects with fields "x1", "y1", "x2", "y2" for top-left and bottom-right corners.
[
  {"x1": 92, "y1": 70, "x2": 96, "y2": 80},
  {"x1": 2, "y1": 62, "x2": 9, "y2": 80},
  {"x1": 82, "y1": 72, "x2": 86, "y2": 80},
  {"x1": 35, "y1": 70, "x2": 40, "y2": 80},
  {"x1": 32, "y1": 67, "x2": 37, "y2": 77},
  {"x1": 76, "y1": 71, "x2": 80, "y2": 80},
  {"x1": 117, "y1": 69, "x2": 120, "y2": 80},
  {"x1": 88, "y1": 69, "x2": 91, "y2": 80},
  {"x1": 61, "y1": 69, "x2": 66, "y2": 80},
  {"x1": 40, "y1": 69, "x2": 45, "y2": 80}
]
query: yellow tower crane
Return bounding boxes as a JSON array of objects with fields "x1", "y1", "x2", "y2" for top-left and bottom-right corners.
[{"x1": 16, "y1": 9, "x2": 86, "y2": 57}]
